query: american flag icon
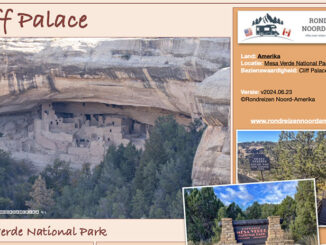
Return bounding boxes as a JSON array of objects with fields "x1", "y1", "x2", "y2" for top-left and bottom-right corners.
[{"x1": 244, "y1": 28, "x2": 253, "y2": 37}]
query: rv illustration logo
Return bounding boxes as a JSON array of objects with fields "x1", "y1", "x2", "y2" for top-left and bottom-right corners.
[{"x1": 243, "y1": 13, "x2": 292, "y2": 41}]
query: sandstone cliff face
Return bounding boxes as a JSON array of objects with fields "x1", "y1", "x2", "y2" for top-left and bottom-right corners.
[
  {"x1": 192, "y1": 68, "x2": 230, "y2": 185},
  {"x1": 0, "y1": 38, "x2": 230, "y2": 185}
]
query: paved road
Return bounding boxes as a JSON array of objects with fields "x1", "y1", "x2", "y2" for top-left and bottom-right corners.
[{"x1": 237, "y1": 174, "x2": 259, "y2": 183}]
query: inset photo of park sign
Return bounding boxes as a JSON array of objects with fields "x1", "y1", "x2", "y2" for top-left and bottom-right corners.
[
  {"x1": 183, "y1": 179, "x2": 319, "y2": 245},
  {"x1": 237, "y1": 130, "x2": 326, "y2": 226}
]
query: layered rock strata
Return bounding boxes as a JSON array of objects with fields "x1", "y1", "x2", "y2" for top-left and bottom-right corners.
[{"x1": 0, "y1": 38, "x2": 231, "y2": 184}]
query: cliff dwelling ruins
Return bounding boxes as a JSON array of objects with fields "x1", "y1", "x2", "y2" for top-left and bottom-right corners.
[
  {"x1": 0, "y1": 101, "x2": 194, "y2": 169},
  {"x1": 0, "y1": 37, "x2": 231, "y2": 184}
]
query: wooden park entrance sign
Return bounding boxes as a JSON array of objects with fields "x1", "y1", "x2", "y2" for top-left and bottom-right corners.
[{"x1": 217, "y1": 216, "x2": 294, "y2": 245}]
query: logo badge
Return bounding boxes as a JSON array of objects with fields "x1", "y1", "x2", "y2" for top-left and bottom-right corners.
[{"x1": 243, "y1": 13, "x2": 292, "y2": 41}]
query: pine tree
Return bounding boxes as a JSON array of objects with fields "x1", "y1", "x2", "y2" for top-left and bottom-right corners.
[
  {"x1": 131, "y1": 189, "x2": 146, "y2": 218},
  {"x1": 290, "y1": 180, "x2": 317, "y2": 240},
  {"x1": 26, "y1": 175, "x2": 55, "y2": 213},
  {"x1": 0, "y1": 149, "x2": 32, "y2": 211},
  {"x1": 211, "y1": 206, "x2": 228, "y2": 243},
  {"x1": 149, "y1": 157, "x2": 192, "y2": 218},
  {"x1": 227, "y1": 202, "x2": 244, "y2": 220},
  {"x1": 276, "y1": 196, "x2": 296, "y2": 230},
  {"x1": 167, "y1": 190, "x2": 184, "y2": 218},
  {"x1": 274, "y1": 131, "x2": 326, "y2": 197},
  {"x1": 41, "y1": 159, "x2": 72, "y2": 195},
  {"x1": 245, "y1": 201, "x2": 262, "y2": 219},
  {"x1": 260, "y1": 203, "x2": 277, "y2": 219},
  {"x1": 184, "y1": 188, "x2": 223, "y2": 243},
  {"x1": 134, "y1": 116, "x2": 203, "y2": 218}
]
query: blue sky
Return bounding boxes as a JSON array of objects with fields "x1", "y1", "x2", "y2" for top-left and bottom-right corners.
[
  {"x1": 237, "y1": 131, "x2": 295, "y2": 143},
  {"x1": 212, "y1": 180, "x2": 299, "y2": 210}
]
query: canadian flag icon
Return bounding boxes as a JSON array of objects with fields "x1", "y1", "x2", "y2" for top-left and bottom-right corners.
[{"x1": 282, "y1": 28, "x2": 291, "y2": 37}]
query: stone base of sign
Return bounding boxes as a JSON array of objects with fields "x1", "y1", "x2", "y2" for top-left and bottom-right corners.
[
  {"x1": 217, "y1": 218, "x2": 242, "y2": 245},
  {"x1": 265, "y1": 216, "x2": 294, "y2": 245}
]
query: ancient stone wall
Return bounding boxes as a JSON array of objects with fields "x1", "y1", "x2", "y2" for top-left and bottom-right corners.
[{"x1": 0, "y1": 102, "x2": 148, "y2": 167}]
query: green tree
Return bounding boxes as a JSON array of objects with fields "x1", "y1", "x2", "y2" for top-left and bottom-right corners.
[
  {"x1": 217, "y1": 206, "x2": 228, "y2": 220},
  {"x1": 51, "y1": 163, "x2": 99, "y2": 218},
  {"x1": 149, "y1": 157, "x2": 192, "y2": 218},
  {"x1": 41, "y1": 159, "x2": 72, "y2": 195},
  {"x1": 272, "y1": 131, "x2": 326, "y2": 202},
  {"x1": 93, "y1": 144, "x2": 140, "y2": 218},
  {"x1": 131, "y1": 189, "x2": 146, "y2": 218},
  {"x1": 276, "y1": 196, "x2": 296, "y2": 230},
  {"x1": 260, "y1": 203, "x2": 277, "y2": 219},
  {"x1": 245, "y1": 201, "x2": 262, "y2": 219},
  {"x1": 275, "y1": 132, "x2": 326, "y2": 187},
  {"x1": 212, "y1": 206, "x2": 228, "y2": 243},
  {"x1": 95, "y1": 186, "x2": 130, "y2": 219},
  {"x1": 184, "y1": 187, "x2": 223, "y2": 243},
  {"x1": 167, "y1": 190, "x2": 184, "y2": 218},
  {"x1": 227, "y1": 202, "x2": 244, "y2": 220},
  {"x1": 0, "y1": 197, "x2": 12, "y2": 209},
  {"x1": 0, "y1": 150, "x2": 32, "y2": 211},
  {"x1": 134, "y1": 116, "x2": 203, "y2": 218},
  {"x1": 290, "y1": 180, "x2": 317, "y2": 240}
]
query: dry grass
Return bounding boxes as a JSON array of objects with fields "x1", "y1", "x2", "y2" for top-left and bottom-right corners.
[
  {"x1": 283, "y1": 230, "x2": 294, "y2": 240},
  {"x1": 297, "y1": 234, "x2": 319, "y2": 245},
  {"x1": 187, "y1": 241, "x2": 213, "y2": 245}
]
